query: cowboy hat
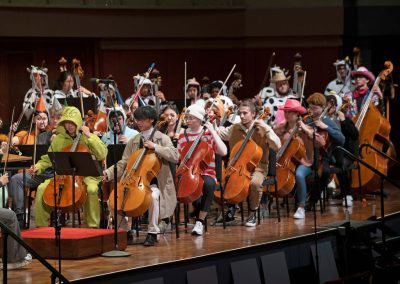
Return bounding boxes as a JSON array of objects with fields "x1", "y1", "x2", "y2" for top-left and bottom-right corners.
[{"x1": 278, "y1": 99, "x2": 307, "y2": 114}]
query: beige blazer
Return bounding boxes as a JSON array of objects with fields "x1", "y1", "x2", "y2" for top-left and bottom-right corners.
[{"x1": 105, "y1": 130, "x2": 179, "y2": 219}]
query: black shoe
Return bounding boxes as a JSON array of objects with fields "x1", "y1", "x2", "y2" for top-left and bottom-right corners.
[
  {"x1": 143, "y1": 233, "x2": 157, "y2": 246},
  {"x1": 127, "y1": 231, "x2": 134, "y2": 245},
  {"x1": 216, "y1": 210, "x2": 235, "y2": 223}
]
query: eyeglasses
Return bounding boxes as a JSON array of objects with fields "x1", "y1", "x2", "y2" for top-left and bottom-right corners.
[{"x1": 184, "y1": 115, "x2": 197, "y2": 121}]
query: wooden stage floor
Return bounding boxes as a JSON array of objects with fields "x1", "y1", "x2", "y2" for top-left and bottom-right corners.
[{"x1": 3, "y1": 184, "x2": 400, "y2": 284}]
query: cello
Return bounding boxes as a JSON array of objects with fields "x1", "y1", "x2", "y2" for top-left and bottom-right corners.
[
  {"x1": 175, "y1": 117, "x2": 215, "y2": 203},
  {"x1": 271, "y1": 122, "x2": 306, "y2": 197},
  {"x1": 108, "y1": 118, "x2": 167, "y2": 217},
  {"x1": 351, "y1": 61, "x2": 393, "y2": 192},
  {"x1": 216, "y1": 107, "x2": 270, "y2": 204},
  {"x1": 42, "y1": 132, "x2": 88, "y2": 212}
]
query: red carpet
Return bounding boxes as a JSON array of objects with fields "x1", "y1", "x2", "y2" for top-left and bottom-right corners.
[{"x1": 21, "y1": 227, "x2": 127, "y2": 259}]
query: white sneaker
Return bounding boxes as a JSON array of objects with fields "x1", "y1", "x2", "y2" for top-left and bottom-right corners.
[
  {"x1": 191, "y1": 221, "x2": 203, "y2": 236},
  {"x1": 244, "y1": 213, "x2": 257, "y2": 227},
  {"x1": 293, "y1": 207, "x2": 305, "y2": 219},
  {"x1": 342, "y1": 195, "x2": 353, "y2": 207}
]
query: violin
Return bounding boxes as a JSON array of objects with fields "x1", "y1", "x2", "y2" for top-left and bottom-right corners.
[
  {"x1": 85, "y1": 110, "x2": 108, "y2": 135},
  {"x1": 215, "y1": 107, "x2": 270, "y2": 204},
  {"x1": 109, "y1": 118, "x2": 167, "y2": 217},
  {"x1": 176, "y1": 116, "x2": 217, "y2": 203},
  {"x1": 220, "y1": 106, "x2": 235, "y2": 126}
]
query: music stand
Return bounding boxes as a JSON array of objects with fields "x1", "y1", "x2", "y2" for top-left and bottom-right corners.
[
  {"x1": 106, "y1": 144, "x2": 126, "y2": 166},
  {"x1": 57, "y1": 97, "x2": 97, "y2": 114},
  {"x1": 53, "y1": 152, "x2": 102, "y2": 227},
  {"x1": 19, "y1": 145, "x2": 49, "y2": 164}
]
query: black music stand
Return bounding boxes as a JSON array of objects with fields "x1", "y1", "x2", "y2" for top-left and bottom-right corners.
[
  {"x1": 106, "y1": 144, "x2": 126, "y2": 166},
  {"x1": 19, "y1": 145, "x2": 49, "y2": 164},
  {"x1": 53, "y1": 152, "x2": 102, "y2": 227},
  {"x1": 57, "y1": 97, "x2": 97, "y2": 114}
]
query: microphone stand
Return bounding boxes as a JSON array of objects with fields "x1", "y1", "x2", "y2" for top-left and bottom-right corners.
[
  {"x1": 311, "y1": 123, "x2": 320, "y2": 283},
  {"x1": 48, "y1": 144, "x2": 62, "y2": 275},
  {"x1": 102, "y1": 82, "x2": 131, "y2": 257}
]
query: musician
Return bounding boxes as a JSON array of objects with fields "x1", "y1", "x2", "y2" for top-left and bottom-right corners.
[
  {"x1": 126, "y1": 77, "x2": 166, "y2": 108},
  {"x1": 177, "y1": 104, "x2": 227, "y2": 235},
  {"x1": 258, "y1": 69, "x2": 300, "y2": 126},
  {"x1": 185, "y1": 78, "x2": 205, "y2": 108},
  {"x1": 0, "y1": 207, "x2": 32, "y2": 270},
  {"x1": 324, "y1": 59, "x2": 354, "y2": 97},
  {"x1": 101, "y1": 107, "x2": 138, "y2": 145},
  {"x1": 12, "y1": 96, "x2": 49, "y2": 146},
  {"x1": 53, "y1": 71, "x2": 95, "y2": 99},
  {"x1": 104, "y1": 106, "x2": 179, "y2": 246},
  {"x1": 273, "y1": 99, "x2": 307, "y2": 141},
  {"x1": 160, "y1": 104, "x2": 180, "y2": 141},
  {"x1": 22, "y1": 65, "x2": 54, "y2": 119},
  {"x1": 205, "y1": 97, "x2": 225, "y2": 127},
  {"x1": 343, "y1": 67, "x2": 383, "y2": 118},
  {"x1": 325, "y1": 95, "x2": 359, "y2": 206},
  {"x1": 218, "y1": 99, "x2": 281, "y2": 226},
  {"x1": 8, "y1": 100, "x2": 63, "y2": 229},
  {"x1": 208, "y1": 80, "x2": 228, "y2": 98},
  {"x1": 32, "y1": 106, "x2": 107, "y2": 228},
  {"x1": 294, "y1": 93, "x2": 345, "y2": 219}
]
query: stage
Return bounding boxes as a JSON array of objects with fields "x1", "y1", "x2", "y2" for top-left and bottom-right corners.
[{"x1": 2, "y1": 184, "x2": 400, "y2": 284}]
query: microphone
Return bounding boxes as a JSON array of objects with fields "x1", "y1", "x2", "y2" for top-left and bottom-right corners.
[{"x1": 90, "y1": 78, "x2": 115, "y2": 84}]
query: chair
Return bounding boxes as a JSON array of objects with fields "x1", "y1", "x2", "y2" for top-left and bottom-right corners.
[{"x1": 260, "y1": 150, "x2": 283, "y2": 223}]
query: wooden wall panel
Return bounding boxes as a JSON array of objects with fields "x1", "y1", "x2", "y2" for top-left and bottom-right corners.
[{"x1": 98, "y1": 47, "x2": 339, "y2": 102}]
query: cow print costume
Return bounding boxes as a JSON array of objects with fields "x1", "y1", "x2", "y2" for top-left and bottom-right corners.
[
  {"x1": 259, "y1": 87, "x2": 299, "y2": 126},
  {"x1": 23, "y1": 66, "x2": 54, "y2": 119}
]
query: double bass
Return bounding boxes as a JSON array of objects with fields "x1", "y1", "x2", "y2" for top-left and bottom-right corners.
[
  {"x1": 109, "y1": 118, "x2": 167, "y2": 217},
  {"x1": 215, "y1": 108, "x2": 270, "y2": 204},
  {"x1": 351, "y1": 61, "x2": 393, "y2": 192}
]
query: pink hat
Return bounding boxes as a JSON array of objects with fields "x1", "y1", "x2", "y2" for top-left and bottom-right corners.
[
  {"x1": 278, "y1": 99, "x2": 307, "y2": 114},
  {"x1": 351, "y1": 67, "x2": 375, "y2": 84}
]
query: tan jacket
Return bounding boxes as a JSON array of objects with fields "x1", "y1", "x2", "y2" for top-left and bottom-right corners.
[
  {"x1": 105, "y1": 130, "x2": 179, "y2": 219},
  {"x1": 218, "y1": 122, "x2": 281, "y2": 173}
]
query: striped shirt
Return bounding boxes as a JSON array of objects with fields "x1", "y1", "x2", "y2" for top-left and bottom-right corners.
[{"x1": 177, "y1": 130, "x2": 217, "y2": 181}]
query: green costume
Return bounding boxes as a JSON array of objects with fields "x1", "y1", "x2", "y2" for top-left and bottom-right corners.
[{"x1": 34, "y1": 107, "x2": 107, "y2": 228}]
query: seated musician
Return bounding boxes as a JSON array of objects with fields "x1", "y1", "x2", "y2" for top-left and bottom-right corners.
[
  {"x1": 12, "y1": 96, "x2": 49, "y2": 146},
  {"x1": 177, "y1": 104, "x2": 227, "y2": 235},
  {"x1": 159, "y1": 104, "x2": 180, "y2": 142},
  {"x1": 325, "y1": 95, "x2": 359, "y2": 207},
  {"x1": 103, "y1": 106, "x2": 179, "y2": 246},
  {"x1": 8, "y1": 101, "x2": 64, "y2": 229},
  {"x1": 217, "y1": 99, "x2": 281, "y2": 226},
  {"x1": 32, "y1": 106, "x2": 107, "y2": 228},
  {"x1": 294, "y1": 93, "x2": 345, "y2": 219},
  {"x1": 101, "y1": 107, "x2": 138, "y2": 145},
  {"x1": 343, "y1": 67, "x2": 382, "y2": 118}
]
